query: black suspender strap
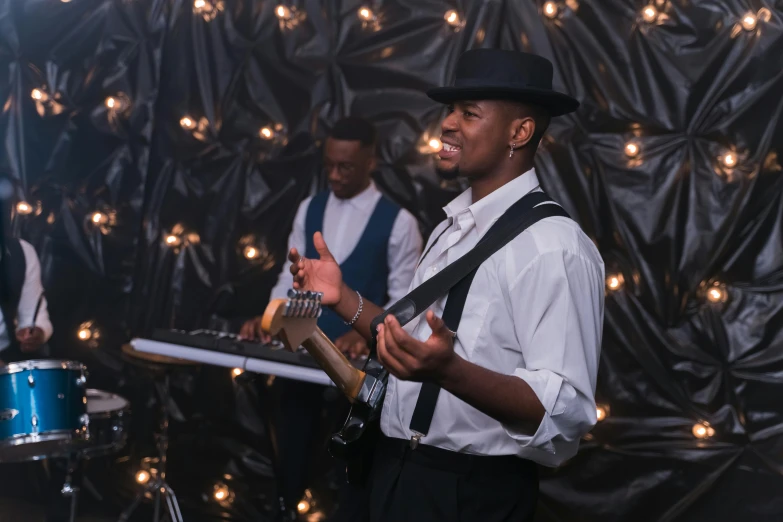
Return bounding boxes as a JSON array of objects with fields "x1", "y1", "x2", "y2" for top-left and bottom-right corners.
[{"x1": 368, "y1": 191, "x2": 571, "y2": 446}]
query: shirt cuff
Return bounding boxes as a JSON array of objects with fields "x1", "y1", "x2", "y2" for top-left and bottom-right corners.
[{"x1": 503, "y1": 367, "x2": 565, "y2": 454}]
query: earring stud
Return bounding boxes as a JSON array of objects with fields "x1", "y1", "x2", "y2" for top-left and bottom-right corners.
[{"x1": 509, "y1": 144, "x2": 515, "y2": 158}]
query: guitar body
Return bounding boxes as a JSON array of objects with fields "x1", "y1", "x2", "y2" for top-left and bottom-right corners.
[{"x1": 329, "y1": 357, "x2": 388, "y2": 486}]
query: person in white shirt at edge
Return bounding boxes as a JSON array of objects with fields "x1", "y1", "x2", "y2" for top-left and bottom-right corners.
[
  {"x1": 286, "y1": 49, "x2": 605, "y2": 521},
  {"x1": 238, "y1": 117, "x2": 423, "y2": 519},
  {"x1": 0, "y1": 237, "x2": 53, "y2": 365}
]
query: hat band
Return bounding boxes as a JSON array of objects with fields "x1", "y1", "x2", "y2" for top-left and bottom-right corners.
[{"x1": 451, "y1": 78, "x2": 552, "y2": 91}]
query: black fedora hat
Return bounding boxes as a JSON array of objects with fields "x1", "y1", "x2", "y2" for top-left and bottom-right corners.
[{"x1": 427, "y1": 49, "x2": 579, "y2": 116}]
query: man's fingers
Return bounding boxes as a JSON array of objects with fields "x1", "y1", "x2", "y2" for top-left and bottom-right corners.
[
  {"x1": 425, "y1": 310, "x2": 454, "y2": 341},
  {"x1": 382, "y1": 321, "x2": 418, "y2": 370},
  {"x1": 288, "y1": 247, "x2": 300, "y2": 264},
  {"x1": 384, "y1": 315, "x2": 417, "y2": 353},
  {"x1": 377, "y1": 326, "x2": 407, "y2": 378}
]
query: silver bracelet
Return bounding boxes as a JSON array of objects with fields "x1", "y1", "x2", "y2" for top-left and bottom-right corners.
[{"x1": 344, "y1": 291, "x2": 363, "y2": 326}]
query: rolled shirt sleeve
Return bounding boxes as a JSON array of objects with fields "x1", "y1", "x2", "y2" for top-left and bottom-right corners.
[{"x1": 504, "y1": 249, "x2": 604, "y2": 462}]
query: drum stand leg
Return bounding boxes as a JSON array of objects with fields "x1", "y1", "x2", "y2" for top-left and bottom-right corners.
[
  {"x1": 118, "y1": 374, "x2": 183, "y2": 522},
  {"x1": 60, "y1": 453, "x2": 81, "y2": 522}
]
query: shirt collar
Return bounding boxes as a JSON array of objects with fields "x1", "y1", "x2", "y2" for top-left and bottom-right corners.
[
  {"x1": 330, "y1": 181, "x2": 379, "y2": 210},
  {"x1": 443, "y1": 168, "x2": 541, "y2": 238}
]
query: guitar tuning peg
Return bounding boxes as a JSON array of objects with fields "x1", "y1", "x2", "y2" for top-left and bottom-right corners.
[{"x1": 287, "y1": 288, "x2": 297, "y2": 299}]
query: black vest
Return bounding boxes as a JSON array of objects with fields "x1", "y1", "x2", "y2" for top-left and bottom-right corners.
[{"x1": 0, "y1": 238, "x2": 27, "y2": 356}]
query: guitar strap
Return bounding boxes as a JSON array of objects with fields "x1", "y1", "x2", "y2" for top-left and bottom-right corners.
[{"x1": 369, "y1": 191, "x2": 571, "y2": 443}]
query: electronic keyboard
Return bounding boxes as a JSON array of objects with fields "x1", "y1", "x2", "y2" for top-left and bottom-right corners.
[{"x1": 130, "y1": 329, "x2": 362, "y2": 386}]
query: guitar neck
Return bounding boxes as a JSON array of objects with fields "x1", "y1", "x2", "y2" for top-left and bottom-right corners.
[{"x1": 301, "y1": 328, "x2": 366, "y2": 401}]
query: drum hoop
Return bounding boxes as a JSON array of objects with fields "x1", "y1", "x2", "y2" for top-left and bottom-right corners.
[
  {"x1": 0, "y1": 360, "x2": 86, "y2": 375},
  {"x1": 0, "y1": 429, "x2": 88, "y2": 448}
]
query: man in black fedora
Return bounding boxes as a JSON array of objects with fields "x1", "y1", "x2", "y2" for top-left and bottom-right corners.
[{"x1": 291, "y1": 48, "x2": 604, "y2": 521}]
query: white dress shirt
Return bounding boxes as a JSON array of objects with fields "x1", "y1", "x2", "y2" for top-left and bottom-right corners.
[
  {"x1": 380, "y1": 169, "x2": 605, "y2": 467},
  {"x1": 270, "y1": 182, "x2": 423, "y2": 310},
  {"x1": 0, "y1": 239, "x2": 54, "y2": 353}
]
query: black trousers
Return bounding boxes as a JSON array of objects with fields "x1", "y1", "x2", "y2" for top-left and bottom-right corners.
[{"x1": 366, "y1": 435, "x2": 538, "y2": 522}]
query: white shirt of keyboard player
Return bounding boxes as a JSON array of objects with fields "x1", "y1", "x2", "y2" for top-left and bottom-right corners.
[{"x1": 269, "y1": 182, "x2": 422, "y2": 309}]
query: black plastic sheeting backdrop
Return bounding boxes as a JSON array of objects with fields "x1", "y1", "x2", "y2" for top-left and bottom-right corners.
[{"x1": 2, "y1": 0, "x2": 783, "y2": 520}]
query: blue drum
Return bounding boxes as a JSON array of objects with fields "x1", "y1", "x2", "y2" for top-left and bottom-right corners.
[{"x1": 0, "y1": 360, "x2": 90, "y2": 462}]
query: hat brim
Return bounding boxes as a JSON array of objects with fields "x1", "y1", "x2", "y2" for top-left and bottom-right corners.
[{"x1": 426, "y1": 86, "x2": 579, "y2": 116}]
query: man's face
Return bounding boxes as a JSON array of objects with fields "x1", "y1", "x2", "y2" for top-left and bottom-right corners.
[
  {"x1": 436, "y1": 100, "x2": 515, "y2": 181},
  {"x1": 323, "y1": 138, "x2": 375, "y2": 199}
]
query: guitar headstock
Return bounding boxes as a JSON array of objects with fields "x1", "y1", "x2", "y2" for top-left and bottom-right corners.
[{"x1": 261, "y1": 289, "x2": 323, "y2": 352}]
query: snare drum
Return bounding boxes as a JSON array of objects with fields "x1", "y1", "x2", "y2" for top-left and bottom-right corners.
[
  {"x1": 82, "y1": 389, "x2": 130, "y2": 458},
  {"x1": 0, "y1": 360, "x2": 89, "y2": 462}
]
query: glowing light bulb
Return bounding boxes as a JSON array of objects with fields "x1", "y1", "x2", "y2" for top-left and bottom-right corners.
[
  {"x1": 232, "y1": 368, "x2": 244, "y2": 377},
  {"x1": 741, "y1": 13, "x2": 757, "y2": 31},
  {"x1": 358, "y1": 6, "x2": 374, "y2": 21},
  {"x1": 180, "y1": 116, "x2": 196, "y2": 130},
  {"x1": 722, "y1": 152, "x2": 737, "y2": 168},
  {"x1": 606, "y1": 274, "x2": 623, "y2": 291},
  {"x1": 78, "y1": 328, "x2": 92, "y2": 341},
  {"x1": 213, "y1": 483, "x2": 230, "y2": 502},
  {"x1": 194, "y1": 0, "x2": 206, "y2": 8},
  {"x1": 707, "y1": 287, "x2": 723, "y2": 302},
  {"x1": 297, "y1": 500, "x2": 311, "y2": 514},
  {"x1": 165, "y1": 234, "x2": 182, "y2": 247},
  {"x1": 16, "y1": 201, "x2": 33, "y2": 215},
  {"x1": 243, "y1": 246, "x2": 258, "y2": 259},
  {"x1": 543, "y1": 2, "x2": 558, "y2": 19},
  {"x1": 31, "y1": 89, "x2": 45, "y2": 101},
  {"x1": 105, "y1": 97, "x2": 117, "y2": 109},
  {"x1": 136, "y1": 470, "x2": 150, "y2": 484},
  {"x1": 259, "y1": 126, "x2": 274, "y2": 139},
  {"x1": 91, "y1": 211, "x2": 108, "y2": 225},
  {"x1": 596, "y1": 405, "x2": 608, "y2": 421},
  {"x1": 642, "y1": 5, "x2": 658, "y2": 23},
  {"x1": 428, "y1": 138, "x2": 442, "y2": 152},
  {"x1": 276, "y1": 5, "x2": 292, "y2": 19},
  {"x1": 624, "y1": 141, "x2": 640, "y2": 157},
  {"x1": 692, "y1": 423, "x2": 715, "y2": 439},
  {"x1": 444, "y1": 10, "x2": 461, "y2": 27}
]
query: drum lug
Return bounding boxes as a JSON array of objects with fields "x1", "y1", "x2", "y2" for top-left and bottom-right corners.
[
  {"x1": 76, "y1": 374, "x2": 87, "y2": 387},
  {"x1": 31, "y1": 414, "x2": 38, "y2": 432},
  {"x1": 28, "y1": 372, "x2": 35, "y2": 387}
]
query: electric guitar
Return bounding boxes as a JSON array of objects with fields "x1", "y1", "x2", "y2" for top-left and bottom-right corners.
[{"x1": 261, "y1": 289, "x2": 387, "y2": 484}]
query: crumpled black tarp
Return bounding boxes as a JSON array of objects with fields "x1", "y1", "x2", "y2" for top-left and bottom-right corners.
[{"x1": 1, "y1": 0, "x2": 782, "y2": 520}]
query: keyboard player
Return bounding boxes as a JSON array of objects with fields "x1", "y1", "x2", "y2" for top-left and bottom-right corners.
[{"x1": 239, "y1": 117, "x2": 422, "y2": 520}]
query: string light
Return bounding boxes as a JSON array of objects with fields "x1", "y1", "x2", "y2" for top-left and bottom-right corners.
[
  {"x1": 596, "y1": 405, "x2": 608, "y2": 421},
  {"x1": 232, "y1": 368, "x2": 244, "y2": 377},
  {"x1": 16, "y1": 201, "x2": 33, "y2": 215},
  {"x1": 213, "y1": 482, "x2": 233, "y2": 505},
  {"x1": 624, "y1": 141, "x2": 640, "y2": 158},
  {"x1": 642, "y1": 5, "x2": 658, "y2": 23},
  {"x1": 444, "y1": 10, "x2": 462, "y2": 28},
  {"x1": 706, "y1": 281, "x2": 727, "y2": 303},
  {"x1": 179, "y1": 116, "x2": 196, "y2": 130},
  {"x1": 606, "y1": 274, "x2": 624, "y2": 291},
  {"x1": 243, "y1": 246, "x2": 258, "y2": 259},
  {"x1": 543, "y1": 2, "x2": 558, "y2": 19},
  {"x1": 692, "y1": 422, "x2": 715, "y2": 439},
  {"x1": 721, "y1": 151, "x2": 738, "y2": 168},
  {"x1": 31, "y1": 88, "x2": 48, "y2": 102},
  {"x1": 357, "y1": 6, "x2": 376, "y2": 21},
  {"x1": 741, "y1": 13, "x2": 757, "y2": 31},
  {"x1": 298, "y1": 500, "x2": 311, "y2": 514},
  {"x1": 135, "y1": 470, "x2": 151, "y2": 484},
  {"x1": 275, "y1": 4, "x2": 292, "y2": 20},
  {"x1": 259, "y1": 126, "x2": 274, "y2": 140},
  {"x1": 428, "y1": 137, "x2": 442, "y2": 152},
  {"x1": 77, "y1": 321, "x2": 98, "y2": 343},
  {"x1": 91, "y1": 211, "x2": 108, "y2": 225},
  {"x1": 165, "y1": 234, "x2": 182, "y2": 247}
]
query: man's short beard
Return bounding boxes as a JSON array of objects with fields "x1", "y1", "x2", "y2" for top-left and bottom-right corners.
[{"x1": 436, "y1": 164, "x2": 460, "y2": 181}]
